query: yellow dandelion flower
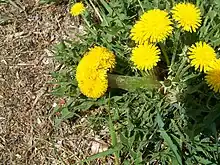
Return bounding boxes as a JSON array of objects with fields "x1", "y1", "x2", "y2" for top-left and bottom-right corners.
[
  {"x1": 130, "y1": 9, "x2": 173, "y2": 44},
  {"x1": 205, "y1": 60, "x2": 220, "y2": 93},
  {"x1": 77, "y1": 68, "x2": 108, "y2": 98},
  {"x1": 188, "y1": 42, "x2": 216, "y2": 72},
  {"x1": 75, "y1": 46, "x2": 116, "y2": 98},
  {"x1": 171, "y1": 3, "x2": 201, "y2": 32},
  {"x1": 87, "y1": 46, "x2": 116, "y2": 71},
  {"x1": 131, "y1": 43, "x2": 161, "y2": 70},
  {"x1": 70, "y1": 2, "x2": 85, "y2": 16},
  {"x1": 76, "y1": 46, "x2": 116, "y2": 79},
  {"x1": 75, "y1": 53, "x2": 95, "y2": 83},
  {"x1": 76, "y1": 56, "x2": 108, "y2": 98}
]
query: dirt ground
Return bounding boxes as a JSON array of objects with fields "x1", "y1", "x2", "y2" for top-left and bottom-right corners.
[{"x1": 0, "y1": 1, "x2": 110, "y2": 164}]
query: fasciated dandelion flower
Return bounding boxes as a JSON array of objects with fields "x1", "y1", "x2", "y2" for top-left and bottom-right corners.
[
  {"x1": 76, "y1": 56, "x2": 108, "y2": 98},
  {"x1": 70, "y1": 2, "x2": 85, "y2": 16},
  {"x1": 205, "y1": 60, "x2": 220, "y2": 93},
  {"x1": 171, "y1": 3, "x2": 201, "y2": 32},
  {"x1": 76, "y1": 46, "x2": 116, "y2": 98},
  {"x1": 131, "y1": 42, "x2": 161, "y2": 71},
  {"x1": 188, "y1": 42, "x2": 216, "y2": 72},
  {"x1": 130, "y1": 9, "x2": 173, "y2": 44}
]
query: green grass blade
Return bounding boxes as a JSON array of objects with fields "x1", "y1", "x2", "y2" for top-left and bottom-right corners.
[
  {"x1": 81, "y1": 147, "x2": 119, "y2": 163},
  {"x1": 108, "y1": 116, "x2": 117, "y2": 147},
  {"x1": 99, "y1": 0, "x2": 113, "y2": 14},
  {"x1": 160, "y1": 130, "x2": 182, "y2": 165},
  {"x1": 157, "y1": 111, "x2": 182, "y2": 165},
  {"x1": 108, "y1": 96, "x2": 120, "y2": 164}
]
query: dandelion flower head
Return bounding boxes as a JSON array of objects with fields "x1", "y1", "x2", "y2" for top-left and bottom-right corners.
[
  {"x1": 131, "y1": 42, "x2": 161, "y2": 71},
  {"x1": 87, "y1": 46, "x2": 116, "y2": 71},
  {"x1": 130, "y1": 9, "x2": 173, "y2": 44},
  {"x1": 75, "y1": 52, "x2": 95, "y2": 83},
  {"x1": 188, "y1": 42, "x2": 216, "y2": 72},
  {"x1": 76, "y1": 56, "x2": 108, "y2": 99},
  {"x1": 171, "y1": 3, "x2": 201, "y2": 32},
  {"x1": 205, "y1": 60, "x2": 220, "y2": 93},
  {"x1": 70, "y1": 2, "x2": 85, "y2": 16},
  {"x1": 77, "y1": 68, "x2": 108, "y2": 98},
  {"x1": 76, "y1": 46, "x2": 116, "y2": 98}
]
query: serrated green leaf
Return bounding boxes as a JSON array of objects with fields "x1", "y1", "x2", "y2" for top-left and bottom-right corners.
[
  {"x1": 74, "y1": 101, "x2": 95, "y2": 110},
  {"x1": 194, "y1": 156, "x2": 214, "y2": 164}
]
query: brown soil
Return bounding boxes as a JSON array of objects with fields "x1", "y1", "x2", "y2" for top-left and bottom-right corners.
[{"x1": 0, "y1": 1, "x2": 109, "y2": 164}]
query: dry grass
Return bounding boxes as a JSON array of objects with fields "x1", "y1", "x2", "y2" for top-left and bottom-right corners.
[{"x1": 0, "y1": 1, "x2": 110, "y2": 164}]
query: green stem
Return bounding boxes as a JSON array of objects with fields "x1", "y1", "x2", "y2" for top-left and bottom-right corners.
[
  {"x1": 108, "y1": 74, "x2": 160, "y2": 91},
  {"x1": 159, "y1": 42, "x2": 170, "y2": 66}
]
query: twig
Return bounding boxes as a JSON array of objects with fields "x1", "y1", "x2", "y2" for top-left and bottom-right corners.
[{"x1": 88, "y1": 0, "x2": 103, "y2": 22}]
